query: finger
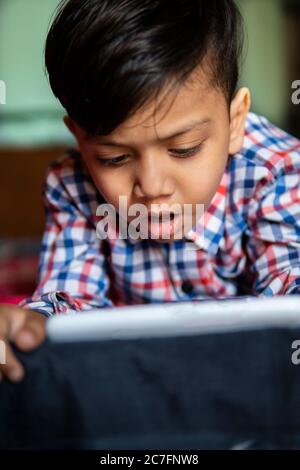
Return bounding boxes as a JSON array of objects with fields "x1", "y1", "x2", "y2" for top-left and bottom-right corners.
[
  {"x1": 0, "y1": 305, "x2": 26, "y2": 339},
  {"x1": 0, "y1": 340, "x2": 25, "y2": 383},
  {"x1": 14, "y1": 311, "x2": 47, "y2": 352}
]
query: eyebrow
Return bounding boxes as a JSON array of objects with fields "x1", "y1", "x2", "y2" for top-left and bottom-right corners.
[{"x1": 90, "y1": 118, "x2": 211, "y2": 147}]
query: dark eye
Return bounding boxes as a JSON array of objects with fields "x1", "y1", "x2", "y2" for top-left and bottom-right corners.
[
  {"x1": 169, "y1": 144, "x2": 203, "y2": 158},
  {"x1": 95, "y1": 143, "x2": 203, "y2": 167},
  {"x1": 96, "y1": 154, "x2": 130, "y2": 167}
]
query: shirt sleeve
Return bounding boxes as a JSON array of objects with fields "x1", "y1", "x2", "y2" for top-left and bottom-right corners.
[
  {"x1": 19, "y1": 158, "x2": 113, "y2": 317},
  {"x1": 245, "y1": 150, "x2": 300, "y2": 295}
]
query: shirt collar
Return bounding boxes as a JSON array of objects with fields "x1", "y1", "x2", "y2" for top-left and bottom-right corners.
[{"x1": 186, "y1": 167, "x2": 228, "y2": 255}]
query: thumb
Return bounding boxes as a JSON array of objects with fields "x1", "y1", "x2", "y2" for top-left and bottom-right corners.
[{"x1": 14, "y1": 311, "x2": 47, "y2": 351}]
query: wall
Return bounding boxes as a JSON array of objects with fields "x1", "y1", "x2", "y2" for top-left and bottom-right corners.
[{"x1": 0, "y1": 0, "x2": 296, "y2": 147}]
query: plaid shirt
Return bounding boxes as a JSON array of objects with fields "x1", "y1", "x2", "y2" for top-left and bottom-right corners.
[{"x1": 21, "y1": 112, "x2": 300, "y2": 316}]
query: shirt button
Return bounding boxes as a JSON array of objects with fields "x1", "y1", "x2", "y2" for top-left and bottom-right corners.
[{"x1": 181, "y1": 280, "x2": 194, "y2": 295}]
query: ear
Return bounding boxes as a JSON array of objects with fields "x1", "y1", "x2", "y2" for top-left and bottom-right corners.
[
  {"x1": 63, "y1": 115, "x2": 85, "y2": 149},
  {"x1": 228, "y1": 87, "x2": 251, "y2": 155},
  {"x1": 63, "y1": 115, "x2": 77, "y2": 136}
]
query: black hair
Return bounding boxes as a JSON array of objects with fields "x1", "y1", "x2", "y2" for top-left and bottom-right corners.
[{"x1": 45, "y1": 0, "x2": 244, "y2": 136}]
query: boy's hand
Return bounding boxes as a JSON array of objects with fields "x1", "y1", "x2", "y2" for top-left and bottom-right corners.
[{"x1": 0, "y1": 306, "x2": 47, "y2": 383}]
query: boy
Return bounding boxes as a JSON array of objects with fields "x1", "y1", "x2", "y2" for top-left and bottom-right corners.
[{"x1": 1, "y1": 0, "x2": 300, "y2": 383}]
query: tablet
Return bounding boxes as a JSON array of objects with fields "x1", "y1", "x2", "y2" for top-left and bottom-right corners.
[{"x1": 47, "y1": 295, "x2": 300, "y2": 343}]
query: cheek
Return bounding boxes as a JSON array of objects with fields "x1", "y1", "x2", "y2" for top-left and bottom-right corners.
[
  {"x1": 94, "y1": 173, "x2": 128, "y2": 206},
  {"x1": 182, "y1": 142, "x2": 229, "y2": 205},
  {"x1": 78, "y1": 144, "x2": 131, "y2": 206},
  {"x1": 87, "y1": 163, "x2": 131, "y2": 208}
]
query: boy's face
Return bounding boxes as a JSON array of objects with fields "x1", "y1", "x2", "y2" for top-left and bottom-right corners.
[{"x1": 66, "y1": 66, "x2": 250, "y2": 243}]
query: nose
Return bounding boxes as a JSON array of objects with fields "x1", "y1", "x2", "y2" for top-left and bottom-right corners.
[{"x1": 133, "y1": 153, "x2": 174, "y2": 199}]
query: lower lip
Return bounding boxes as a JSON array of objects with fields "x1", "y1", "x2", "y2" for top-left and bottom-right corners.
[{"x1": 147, "y1": 214, "x2": 182, "y2": 239}]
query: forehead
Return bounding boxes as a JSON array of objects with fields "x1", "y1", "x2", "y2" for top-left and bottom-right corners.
[
  {"x1": 87, "y1": 65, "x2": 226, "y2": 144},
  {"x1": 127, "y1": 74, "x2": 211, "y2": 130}
]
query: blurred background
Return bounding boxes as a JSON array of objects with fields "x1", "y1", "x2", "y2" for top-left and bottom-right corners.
[{"x1": 0, "y1": 0, "x2": 299, "y2": 301}]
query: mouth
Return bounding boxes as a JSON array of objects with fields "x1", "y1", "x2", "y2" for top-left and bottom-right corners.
[
  {"x1": 124, "y1": 209, "x2": 184, "y2": 240},
  {"x1": 148, "y1": 212, "x2": 176, "y2": 222},
  {"x1": 146, "y1": 211, "x2": 182, "y2": 240}
]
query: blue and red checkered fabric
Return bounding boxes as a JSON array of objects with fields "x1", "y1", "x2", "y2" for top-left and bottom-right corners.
[{"x1": 20, "y1": 113, "x2": 300, "y2": 316}]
